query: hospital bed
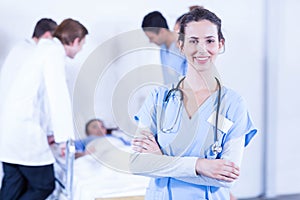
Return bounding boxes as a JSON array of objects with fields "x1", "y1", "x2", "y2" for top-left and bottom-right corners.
[
  {"x1": 51, "y1": 136, "x2": 149, "y2": 200},
  {"x1": 50, "y1": 140, "x2": 75, "y2": 200}
]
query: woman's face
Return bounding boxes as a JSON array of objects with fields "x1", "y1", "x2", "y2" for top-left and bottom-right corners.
[
  {"x1": 87, "y1": 120, "x2": 107, "y2": 136},
  {"x1": 182, "y1": 20, "x2": 223, "y2": 72}
]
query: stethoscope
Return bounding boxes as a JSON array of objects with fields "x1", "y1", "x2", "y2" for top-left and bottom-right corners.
[{"x1": 160, "y1": 77, "x2": 223, "y2": 155}]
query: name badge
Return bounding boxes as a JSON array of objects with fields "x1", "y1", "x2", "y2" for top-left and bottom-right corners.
[{"x1": 207, "y1": 111, "x2": 233, "y2": 134}]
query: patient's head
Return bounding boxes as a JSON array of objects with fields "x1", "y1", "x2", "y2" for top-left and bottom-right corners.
[{"x1": 85, "y1": 119, "x2": 107, "y2": 136}]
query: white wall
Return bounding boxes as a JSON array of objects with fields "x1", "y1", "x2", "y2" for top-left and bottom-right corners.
[
  {"x1": 275, "y1": 0, "x2": 300, "y2": 195},
  {"x1": 1, "y1": 0, "x2": 298, "y2": 198}
]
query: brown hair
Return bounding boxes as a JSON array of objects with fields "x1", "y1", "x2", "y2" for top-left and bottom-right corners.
[
  {"x1": 189, "y1": 5, "x2": 204, "y2": 11},
  {"x1": 53, "y1": 18, "x2": 88, "y2": 45},
  {"x1": 178, "y1": 8, "x2": 224, "y2": 44}
]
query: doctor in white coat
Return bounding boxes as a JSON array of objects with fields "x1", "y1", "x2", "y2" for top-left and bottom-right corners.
[
  {"x1": 0, "y1": 18, "x2": 88, "y2": 200},
  {"x1": 0, "y1": 17, "x2": 57, "y2": 190}
]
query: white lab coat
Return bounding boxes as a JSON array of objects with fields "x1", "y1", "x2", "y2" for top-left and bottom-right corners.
[{"x1": 0, "y1": 38, "x2": 74, "y2": 166}]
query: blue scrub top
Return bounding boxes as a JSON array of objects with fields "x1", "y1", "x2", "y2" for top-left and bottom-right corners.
[
  {"x1": 134, "y1": 86, "x2": 257, "y2": 200},
  {"x1": 160, "y1": 43, "x2": 187, "y2": 84}
]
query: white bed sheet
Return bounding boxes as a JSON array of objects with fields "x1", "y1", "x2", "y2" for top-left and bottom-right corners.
[
  {"x1": 73, "y1": 154, "x2": 149, "y2": 200},
  {"x1": 72, "y1": 136, "x2": 149, "y2": 200}
]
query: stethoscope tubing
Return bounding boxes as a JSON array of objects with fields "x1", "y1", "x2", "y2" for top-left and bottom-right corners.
[{"x1": 160, "y1": 76, "x2": 222, "y2": 154}]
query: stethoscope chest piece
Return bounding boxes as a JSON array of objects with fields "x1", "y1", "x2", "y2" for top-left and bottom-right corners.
[{"x1": 211, "y1": 141, "x2": 222, "y2": 155}]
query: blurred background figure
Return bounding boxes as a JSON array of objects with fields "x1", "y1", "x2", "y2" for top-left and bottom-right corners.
[
  {"x1": 74, "y1": 118, "x2": 130, "y2": 158},
  {"x1": 173, "y1": 5, "x2": 204, "y2": 38},
  {"x1": 142, "y1": 11, "x2": 187, "y2": 84},
  {"x1": 0, "y1": 18, "x2": 88, "y2": 200},
  {"x1": 189, "y1": 5, "x2": 204, "y2": 11},
  {"x1": 31, "y1": 18, "x2": 57, "y2": 42},
  {"x1": 0, "y1": 18, "x2": 57, "y2": 192},
  {"x1": 0, "y1": 18, "x2": 57, "y2": 93}
]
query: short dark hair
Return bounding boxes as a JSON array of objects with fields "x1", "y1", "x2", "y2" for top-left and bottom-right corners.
[
  {"x1": 32, "y1": 18, "x2": 57, "y2": 38},
  {"x1": 53, "y1": 18, "x2": 88, "y2": 45},
  {"x1": 142, "y1": 11, "x2": 169, "y2": 34}
]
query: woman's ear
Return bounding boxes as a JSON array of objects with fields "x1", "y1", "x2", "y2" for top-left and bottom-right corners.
[
  {"x1": 178, "y1": 40, "x2": 184, "y2": 53},
  {"x1": 218, "y1": 39, "x2": 225, "y2": 54}
]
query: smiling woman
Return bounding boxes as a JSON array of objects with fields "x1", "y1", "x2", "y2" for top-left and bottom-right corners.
[
  {"x1": 129, "y1": 8, "x2": 257, "y2": 200},
  {"x1": 183, "y1": 21, "x2": 222, "y2": 68}
]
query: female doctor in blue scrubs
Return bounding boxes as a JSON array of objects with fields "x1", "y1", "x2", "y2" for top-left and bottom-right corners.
[{"x1": 130, "y1": 8, "x2": 257, "y2": 200}]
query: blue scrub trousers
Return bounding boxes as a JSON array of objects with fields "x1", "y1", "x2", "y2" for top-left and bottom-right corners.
[{"x1": 0, "y1": 162, "x2": 55, "y2": 200}]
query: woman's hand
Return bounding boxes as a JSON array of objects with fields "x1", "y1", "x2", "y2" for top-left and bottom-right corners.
[
  {"x1": 195, "y1": 158, "x2": 240, "y2": 182},
  {"x1": 131, "y1": 130, "x2": 162, "y2": 155}
]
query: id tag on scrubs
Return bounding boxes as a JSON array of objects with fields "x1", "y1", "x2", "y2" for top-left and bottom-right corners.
[{"x1": 207, "y1": 111, "x2": 233, "y2": 134}]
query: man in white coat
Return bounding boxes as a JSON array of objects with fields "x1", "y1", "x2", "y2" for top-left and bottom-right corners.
[
  {"x1": 0, "y1": 17, "x2": 57, "y2": 190},
  {"x1": 0, "y1": 18, "x2": 57, "y2": 99},
  {"x1": 0, "y1": 18, "x2": 88, "y2": 200}
]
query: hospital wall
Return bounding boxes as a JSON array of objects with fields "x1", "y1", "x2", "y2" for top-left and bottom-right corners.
[
  {"x1": 0, "y1": 0, "x2": 299, "y2": 198},
  {"x1": 274, "y1": 0, "x2": 300, "y2": 195}
]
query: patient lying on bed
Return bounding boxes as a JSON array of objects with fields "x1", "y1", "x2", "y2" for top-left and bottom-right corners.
[
  {"x1": 51, "y1": 118, "x2": 148, "y2": 199},
  {"x1": 73, "y1": 135, "x2": 148, "y2": 200},
  {"x1": 71, "y1": 119, "x2": 149, "y2": 199},
  {"x1": 74, "y1": 118, "x2": 130, "y2": 158}
]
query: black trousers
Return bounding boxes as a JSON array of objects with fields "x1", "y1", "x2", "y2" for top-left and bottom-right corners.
[{"x1": 0, "y1": 162, "x2": 55, "y2": 200}]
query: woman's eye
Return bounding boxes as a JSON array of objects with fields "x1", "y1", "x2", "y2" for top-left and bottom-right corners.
[
  {"x1": 207, "y1": 39, "x2": 215, "y2": 44},
  {"x1": 189, "y1": 40, "x2": 198, "y2": 44}
]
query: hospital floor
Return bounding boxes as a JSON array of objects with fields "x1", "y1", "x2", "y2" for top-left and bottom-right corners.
[
  {"x1": 95, "y1": 194, "x2": 300, "y2": 200},
  {"x1": 241, "y1": 194, "x2": 300, "y2": 200}
]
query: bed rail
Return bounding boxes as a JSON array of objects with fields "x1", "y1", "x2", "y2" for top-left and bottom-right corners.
[{"x1": 53, "y1": 139, "x2": 75, "y2": 200}]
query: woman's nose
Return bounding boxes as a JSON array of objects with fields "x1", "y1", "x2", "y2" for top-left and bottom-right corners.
[{"x1": 196, "y1": 42, "x2": 207, "y2": 52}]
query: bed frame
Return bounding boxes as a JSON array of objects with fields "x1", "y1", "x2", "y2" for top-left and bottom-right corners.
[
  {"x1": 53, "y1": 139, "x2": 75, "y2": 200},
  {"x1": 52, "y1": 139, "x2": 146, "y2": 200}
]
